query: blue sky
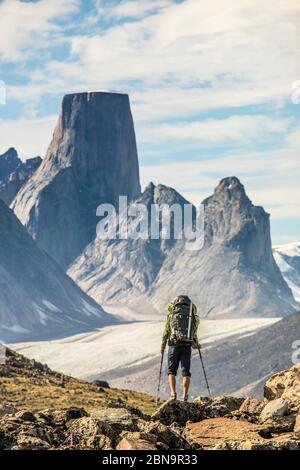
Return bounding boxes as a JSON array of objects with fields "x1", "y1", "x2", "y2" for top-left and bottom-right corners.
[{"x1": 0, "y1": 0, "x2": 299, "y2": 244}]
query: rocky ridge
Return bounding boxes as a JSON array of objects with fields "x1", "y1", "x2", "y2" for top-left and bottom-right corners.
[
  {"x1": 0, "y1": 148, "x2": 41, "y2": 205},
  {"x1": 0, "y1": 349, "x2": 299, "y2": 450}
]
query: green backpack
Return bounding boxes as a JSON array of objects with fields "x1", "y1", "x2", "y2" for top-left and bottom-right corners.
[{"x1": 169, "y1": 295, "x2": 196, "y2": 345}]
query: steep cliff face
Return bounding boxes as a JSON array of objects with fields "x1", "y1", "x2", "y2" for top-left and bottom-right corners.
[
  {"x1": 0, "y1": 148, "x2": 41, "y2": 205},
  {"x1": 69, "y1": 176, "x2": 296, "y2": 317},
  {"x1": 12, "y1": 92, "x2": 141, "y2": 269},
  {"x1": 0, "y1": 199, "x2": 113, "y2": 343},
  {"x1": 151, "y1": 177, "x2": 297, "y2": 317},
  {"x1": 68, "y1": 182, "x2": 191, "y2": 309},
  {"x1": 203, "y1": 177, "x2": 275, "y2": 270}
]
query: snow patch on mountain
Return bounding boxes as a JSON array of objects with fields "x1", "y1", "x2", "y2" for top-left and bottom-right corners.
[{"x1": 273, "y1": 242, "x2": 300, "y2": 302}]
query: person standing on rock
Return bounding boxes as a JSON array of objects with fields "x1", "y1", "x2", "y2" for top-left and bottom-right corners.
[{"x1": 161, "y1": 295, "x2": 199, "y2": 402}]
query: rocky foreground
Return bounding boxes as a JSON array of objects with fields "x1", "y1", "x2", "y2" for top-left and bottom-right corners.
[{"x1": 0, "y1": 349, "x2": 300, "y2": 450}]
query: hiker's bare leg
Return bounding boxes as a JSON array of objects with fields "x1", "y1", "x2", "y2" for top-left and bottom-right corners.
[
  {"x1": 183, "y1": 376, "x2": 190, "y2": 398},
  {"x1": 168, "y1": 374, "x2": 176, "y2": 396}
]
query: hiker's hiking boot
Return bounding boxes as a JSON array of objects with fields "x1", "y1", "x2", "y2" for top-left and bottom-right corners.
[
  {"x1": 170, "y1": 392, "x2": 177, "y2": 401},
  {"x1": 183, "y1": 395, "x2": 189, "y2": 402}
]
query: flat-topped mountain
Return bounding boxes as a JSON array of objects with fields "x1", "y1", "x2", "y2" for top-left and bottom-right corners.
[{"x1": 12, "y1": 92, "x2": 141, "y2": 269}]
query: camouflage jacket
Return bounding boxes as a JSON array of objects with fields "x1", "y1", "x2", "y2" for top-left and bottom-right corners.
[{"x1": 161, "y1": 303, "x2": 199, "y2": 348}]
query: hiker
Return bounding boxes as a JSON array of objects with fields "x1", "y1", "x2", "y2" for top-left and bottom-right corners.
[{"x1": 161, "y1": 295, "x2": 199, "y2": 402}]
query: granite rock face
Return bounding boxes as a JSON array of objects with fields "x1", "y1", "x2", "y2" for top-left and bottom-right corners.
[
  {"x1": 70, "y1": 176, "x2": 296, "y2": 317},
  {"x1": 0, "y1": 199, "x2": 113, "y2": 342},
  {"x1": 151, "y1": 177, "x2": 297, "y2": 317},
  {"x1": 68, "y1": 182, "x2": 192, "y2": 309},
  {"x1": 264, "y1": 364, "x2": 300, "y2": 413},
  {"x1": 0, "y1": 148, "x2": 19, "y2": 178},
  {"x1": 0, "y1": 148, "x2": 41, "y2": 205},
  {"x1": 12, "y1": 92, "x2": 141, "y2": 269}
]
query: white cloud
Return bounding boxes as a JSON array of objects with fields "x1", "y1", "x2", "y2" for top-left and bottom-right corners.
[
  {"x1": 0, "y1": 0, "x2": 80, "y2": 62},
  {"x1": 0, "y1": 115, "x2": 57, "y2": 158},
  {"x1": 101, "y1": 0, "x2": 172, "y2": 20},
  {"x1": 5, "y1": 0, "x2": 300, "y2": 120},
  {"x1": 139, "y1": 115, "x2": 292, "y2": 144},
  {"x1": 0, "y1": 0, "x2": 299, "y2": 243},
  {"x1": 140, "y1": 144, "x2": 300, "y2": 220}
]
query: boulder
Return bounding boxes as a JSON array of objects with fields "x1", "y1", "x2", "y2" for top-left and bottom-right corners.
[
  {"x1": 192, "y1": 396, "x2": 244, "y2": 419},
  {"x1": 152, "y1": 401, "x2": 205, "y2": 427},
  {"x1": 93, "y1": 380, "x2": 110, "y2": 389},
  {"x1": 264, "y1": 364, "x2": 300, "y2": 412},
  {"x1": 51, "y1": 408, "x2": 88, "y2": 425},
  {"x1": 185, "y1": 417, "x2": 269, "y2": 449},
  {"x1": 138, "y1": 419, "x2": 194, "y2": 450},
  {"x1": 65, "y1": 416, "x2": 113, "y2": 449},
  {"x1": 221, "y1": 434, "x2": 300, "y2": 450},
  {"x1": 239, "y1": 398, "x2": 264, "y2": 415},
  {"x1": 259, "y1": 398, "x2": 289, "y2": 423},
  {"x1": 0, "y1": 405, "x2": 17, "y2": 418},
  {"x1": 294, "y1": 415, "x2": 300, "y2": 433},
  {"x1": 116, "y1": 432, "x2": 159, "y2": 450},
  {"x1": 34, "y1": 407, "x2": 88, "y2": 427},
  {"x1": 90, "y1": 408, "x2": 138, "y2": 429},
  {"x1": 263, "y1": 415, "x2": 296, "y2": 434},
  {"x1": 66, "y1": 408, "x2": 140, "y2": 449},
  {"x1": 14, "y1": 410, "x2": 36, "y2": 423},
  {"x1": 14, "y1": 434, "x2": 51, "y2": 450}
]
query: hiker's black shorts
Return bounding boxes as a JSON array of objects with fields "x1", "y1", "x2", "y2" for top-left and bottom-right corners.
[{"x1": 167, "y1": 344, "x2": 191, "y2": 377}]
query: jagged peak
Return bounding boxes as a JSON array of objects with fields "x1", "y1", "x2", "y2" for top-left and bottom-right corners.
[
  {"x1": 144, "y1": 181, "x2": 155, "y2": 192},
  {"x1": 215, "y1": 176, "x2": 246, "y2": 195},
  {"x1": 139, "y1": 182, "x2": 191, "y2": 207},
  {"x1": 0, "y1": 147, "x2": 18, "y2": 159}
]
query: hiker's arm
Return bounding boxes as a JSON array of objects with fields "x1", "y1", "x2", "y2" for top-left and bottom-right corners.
[{"x1": 161, "y1": 311, "x2": 171, "y2": 352}]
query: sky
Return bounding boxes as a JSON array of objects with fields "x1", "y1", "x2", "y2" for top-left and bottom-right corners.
[{"x1": 0, "y1": 0, "x2": 299, "y2": 245}]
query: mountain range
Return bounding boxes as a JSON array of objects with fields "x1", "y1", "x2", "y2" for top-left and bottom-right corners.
[
  {"x1": 69, "y1": 175, "x2": 297, "y2": 317},
  {"x1": 0, "y1": 90, "x2": 298, "y2": 345}
]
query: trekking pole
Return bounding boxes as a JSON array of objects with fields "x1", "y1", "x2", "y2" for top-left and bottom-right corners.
[
  {"x1": 197, "y1": 344, "x2": 212, "y2": 398},
  {"x1": 156, "y1": 350, "x2": 165, "y2": 407}
]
